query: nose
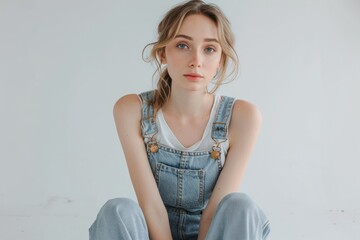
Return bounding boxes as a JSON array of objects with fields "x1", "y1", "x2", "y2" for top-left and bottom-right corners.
[{"x1": 189, "y1": 49, "x2": 202, "y2": 68}]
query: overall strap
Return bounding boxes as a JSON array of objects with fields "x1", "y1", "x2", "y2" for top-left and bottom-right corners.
[
  {"x1": 138, "y1": 90, "x2": 158, "y2": 138},
  {"x1": 211, "y1": 96, "x2": 236, "y2": 142}
]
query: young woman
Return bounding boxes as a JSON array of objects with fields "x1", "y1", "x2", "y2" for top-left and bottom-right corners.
[{"x1": 89, "y1": 1, "x2": 270, "y2": 239}]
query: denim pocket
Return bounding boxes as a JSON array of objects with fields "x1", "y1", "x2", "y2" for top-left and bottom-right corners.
[{"x1": 156, "y1": 162, "x2": 205, "y2": 210}]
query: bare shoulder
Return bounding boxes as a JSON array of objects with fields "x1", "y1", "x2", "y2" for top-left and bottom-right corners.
[
  {"x1": 228, "y1": 99, "x2": 263, "y2": 144},
  {"x1": 113, "y1": 94, "x2": 142, "y2": 121},
  {"x1": 231, "y1": 99, "x2": 262, "y2": 124}
]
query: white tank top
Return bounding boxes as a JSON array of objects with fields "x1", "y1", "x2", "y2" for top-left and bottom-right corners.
[{"x1": 155, "y1": 95, "x2": 230, "y2": 166}]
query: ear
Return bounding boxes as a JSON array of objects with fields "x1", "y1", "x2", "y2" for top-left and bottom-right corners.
[{"x1": 160, "y1": 49, "x2": 167, "y2": 64}]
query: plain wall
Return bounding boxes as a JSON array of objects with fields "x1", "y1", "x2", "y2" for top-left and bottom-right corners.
[{"x1": 1, "y1": 0, "x2": 359, "y2": 239}]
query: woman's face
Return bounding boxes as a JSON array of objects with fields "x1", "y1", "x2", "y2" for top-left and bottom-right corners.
[{"x1": 162, "y1": 14, "x2": 222, "y2": 93}]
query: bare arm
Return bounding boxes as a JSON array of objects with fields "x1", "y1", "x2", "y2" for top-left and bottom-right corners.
[
  {"x1": 113, "y1": 94, "x2": 172, "y2": 240},
  {"x1": 197, "y1": 100, "x2": 263, "y2": 240}
]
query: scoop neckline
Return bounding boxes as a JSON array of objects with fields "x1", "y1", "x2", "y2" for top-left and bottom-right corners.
[{"x1": 157, "y1": 95, "x2": 219, "y2": 150}]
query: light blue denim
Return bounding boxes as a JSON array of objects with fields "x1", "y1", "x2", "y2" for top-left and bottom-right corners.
[{"x1": 89, "y1": 90, "x2": 270, "y2": 240}]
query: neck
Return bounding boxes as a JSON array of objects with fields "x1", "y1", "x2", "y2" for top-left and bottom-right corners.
[{"x1": 162, "y1": 88, "x2": 214, "y2": 117}]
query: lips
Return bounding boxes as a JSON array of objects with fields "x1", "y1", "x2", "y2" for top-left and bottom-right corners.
[{"x1": 183, "y1": 73, "x2": 203, "y2": 78}]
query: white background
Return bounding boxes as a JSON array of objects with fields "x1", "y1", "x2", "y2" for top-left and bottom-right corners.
[{"x1": 1, "y1": 0, "x2": 359, "y2": 239}]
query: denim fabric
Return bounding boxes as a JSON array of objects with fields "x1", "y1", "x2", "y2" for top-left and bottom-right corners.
[
  {"x1": 89, "y1": 90, "x2": 270, "y2": 240},
  {"x1": 149, "y1": 144, "x2": 221, "y2": 212},
  {"x1": 147, "y1": 144, "x2": 220, "y2": 239},
  {"x1": 89, "y1": 194, "x2": 270, "y2": 240},
  {"x1": 205, "y1": 192, "x2": 270, "y2": 240},
  {"x1": 89, "y1": 198, "x2": 149, "y2": 240}
]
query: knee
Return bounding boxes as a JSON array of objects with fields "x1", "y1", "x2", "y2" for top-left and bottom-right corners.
[
  {"x1": 210, "y1": 193, "x2": 270, "y2": 239},
  {"x1": 98, "y1": 198, "x2": 140, "y2": 219},
  {"x1": 218, "y1": 192, "x2": 258, "y2": 215}
]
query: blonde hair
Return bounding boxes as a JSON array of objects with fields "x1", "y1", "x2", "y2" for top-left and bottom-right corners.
[{"x1": 143, "y1": 0, "x2": 239, "y2": 113}]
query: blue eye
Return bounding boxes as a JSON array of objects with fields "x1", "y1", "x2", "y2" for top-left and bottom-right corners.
[
  {"x1": 176, "y1": 43, "x2": 188, "y2": 49},
  {"x1": 205, "y1": 47, "x2": 216, "y2": 54}
]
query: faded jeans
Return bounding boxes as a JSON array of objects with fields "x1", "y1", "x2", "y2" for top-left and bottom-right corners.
[{"x1": 89, "y1": 192, "x2": 270, "y2": 240}]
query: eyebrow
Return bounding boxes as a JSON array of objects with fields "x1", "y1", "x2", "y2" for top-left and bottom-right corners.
[{"x1": 175, "y1": 34, "x2": 219, "y2": 43}]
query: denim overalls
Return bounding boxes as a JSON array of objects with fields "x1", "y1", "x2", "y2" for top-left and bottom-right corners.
[
  {"x1": 139, "y1": 90, "x2": 234, "y2": 239},
  {"x1": 89, "y1": 90, "x2": 271, "y2": 240}
]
